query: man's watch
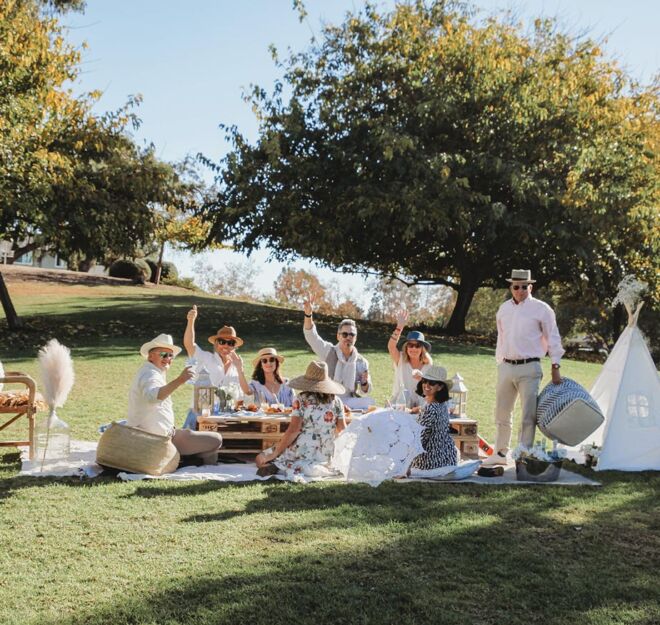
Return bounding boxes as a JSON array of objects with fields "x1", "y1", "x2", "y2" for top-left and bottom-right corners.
[{"x1": 551, "y1": 363, "x2": 561, "y2": 370}]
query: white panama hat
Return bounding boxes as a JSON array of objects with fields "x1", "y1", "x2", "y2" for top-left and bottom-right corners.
[{"x1": 139, "y1": 333, "x2": 182, "y2": 359}]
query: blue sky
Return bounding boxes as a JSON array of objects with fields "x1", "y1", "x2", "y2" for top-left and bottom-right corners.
[{"x1": 64, "y1": 1, "x2": 659, "y2": 306}]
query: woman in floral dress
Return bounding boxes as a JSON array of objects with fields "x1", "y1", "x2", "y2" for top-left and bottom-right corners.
[
  {"x1": 409, "y1": 365, "x2": 458, "y2": 470},
  {"x1": 255, "y1": 361, "x2": 346, "y2": 477}
]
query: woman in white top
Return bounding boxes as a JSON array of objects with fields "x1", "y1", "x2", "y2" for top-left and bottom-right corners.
[
  {"x1": 235, "y1": 347, "x2": 294, "y2": 406},
  {"x1": 388, "y1": 310, "x2": 433, "y2": 411}
]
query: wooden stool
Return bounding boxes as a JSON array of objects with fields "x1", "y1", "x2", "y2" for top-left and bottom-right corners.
[{"x1": 0, "y1": 372, "x2": 37, "y2": 460}]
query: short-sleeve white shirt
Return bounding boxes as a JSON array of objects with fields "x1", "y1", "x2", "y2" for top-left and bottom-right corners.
[{"x1": 126, "y1": 362, "x2": 174, "y2": 437}]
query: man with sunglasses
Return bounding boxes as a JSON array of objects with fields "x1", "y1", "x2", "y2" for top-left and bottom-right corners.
[
  {"x1": 182, "y1": 305, "x2": 245, "y2": 429},
  {"x1": 483, "y1": 269, "x2": 564, "y2": 467},
  {"x1": 127, "y1": 334, "x2": 222, "y2": 465},
  {"x1": 302, "y1": 294, "x2": 373, "y2": 409}
]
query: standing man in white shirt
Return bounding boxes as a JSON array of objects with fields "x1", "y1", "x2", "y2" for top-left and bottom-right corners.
[
  {"x1": 483, "y1": 269, "x2": 564, "y2": 466},
  {"x1": 302, "y1": 293, "x2": 373, "y2": 409}
]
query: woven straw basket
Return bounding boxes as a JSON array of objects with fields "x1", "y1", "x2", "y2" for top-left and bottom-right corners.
[{"x1": 96, "y1": 422, "x2": 179, "y2": 476}]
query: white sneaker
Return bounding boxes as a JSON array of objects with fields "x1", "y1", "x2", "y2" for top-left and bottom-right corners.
[{"x1": 482, "y1": 450, "x2": 510, "y2": 466}]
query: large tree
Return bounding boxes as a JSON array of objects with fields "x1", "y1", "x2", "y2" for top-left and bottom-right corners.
[
  {"x1": 203, "y1": 0, "x2": 658, "y2": 333},
  {"x1": 0, "y1": 0, "x2": 196, "y2": 270}
]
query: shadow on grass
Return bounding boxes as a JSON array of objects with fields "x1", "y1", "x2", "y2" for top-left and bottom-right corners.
[{"x1": 23, "y1": 479, "x2": 660, "y2": 625}]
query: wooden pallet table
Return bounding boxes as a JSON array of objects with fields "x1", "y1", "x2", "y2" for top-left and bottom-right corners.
[
  {"x1": 199, "y1": 411, "x2": 480, "y2": 459},
  {"x1": 198, "y1": 413, "x2": 292, "y2": 455},
  {"x1": 0, "y1": 372, "x2": 38, "y2": 460}
]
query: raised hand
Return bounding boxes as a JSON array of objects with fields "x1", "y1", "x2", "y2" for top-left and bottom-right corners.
[
  {"x1": 187, "y1": 305, "x2": 198, "y2": 324},
  {"x1": 179, "y1": 365, "x2": 195, "y2": 384},
  {"x1": 303, "y1": 291, "x2": 316, "y2": 316},
  {"x1": 395, "y1": 308, "x2": 409, "y2": 329},
  {"x1": 229, "y1": 350, "x2": 244, "y2": 370}
]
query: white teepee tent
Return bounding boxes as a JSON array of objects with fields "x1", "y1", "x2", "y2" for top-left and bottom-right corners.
[{"x1": 588, "y1": 302, "x2": 660, "y2": 471}]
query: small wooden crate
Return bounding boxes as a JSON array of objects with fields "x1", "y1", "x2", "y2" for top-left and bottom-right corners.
[{"x1": 449, "y1": 418, "x2": 479, "y2": 459}]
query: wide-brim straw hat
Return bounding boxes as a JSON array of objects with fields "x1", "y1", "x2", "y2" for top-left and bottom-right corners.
[
  {"x1": 506, "y1": 269, "x2": 536, "y2": 283},
  {"x1": 288, "y1": 361, "x2": 346, "y2": 395},
  {"x1": 252, "y1": 347, "x2": 285, "y2": 368},
  {"x1": 139, "y1": 333, "x2": 182, "y2": 359},
  {"x1": 398, "y1": 330, "x2": 432, "y2": 352},
  {"x1": 207, "y1": 325, "x2": 244, "y2": 347},
  {"x1": 412, "y1": 365, "x2": 453, "y2": 391}
]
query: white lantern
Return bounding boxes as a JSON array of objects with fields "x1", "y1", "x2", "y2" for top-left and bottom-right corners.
[
  {"x1": 193, "y1": 366, "x2": 215, "y2": 415},
  {"x1": 449, "y1": 372, "x2": 468, "y2": 417}
]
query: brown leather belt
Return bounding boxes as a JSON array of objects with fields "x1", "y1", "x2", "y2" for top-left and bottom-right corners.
[{"x1": 503, "y1": 358, "x2": 540, "y2": 365}]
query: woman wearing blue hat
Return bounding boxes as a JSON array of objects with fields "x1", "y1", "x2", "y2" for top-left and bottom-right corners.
[{"x1": 388, "y1": 310, "x2": 433, "y2": 411}]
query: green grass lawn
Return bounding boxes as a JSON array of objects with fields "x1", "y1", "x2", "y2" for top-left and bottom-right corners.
[{"x1": 0, "y1": 279, "x2": 658, "y2": 625}]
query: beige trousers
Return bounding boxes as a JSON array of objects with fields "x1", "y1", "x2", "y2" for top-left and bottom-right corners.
[
  {"x1": 172, "y1": 429, "x2": 222, "y2": 465},
  {"x1": 494, "y1": 361, "x2": 543, "y2": 452}
]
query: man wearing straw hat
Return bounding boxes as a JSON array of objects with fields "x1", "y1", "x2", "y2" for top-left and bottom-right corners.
[
  {"x1": 302, "y1": 294, "x2": 373, "y2": 410},
  {"x1": 483, "y1": 269, "x2": 564, "y2": 467},
  {"x1": 182, "y1": 305, "x2": 245, "y2": 428},
  {"x1": 128, "y1": 333, "x2": 222, "y2": 464}
]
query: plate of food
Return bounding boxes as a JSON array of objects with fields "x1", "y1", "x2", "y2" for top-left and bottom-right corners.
[{"x1": 262, "y1": 404, "x2": 291, "y2": 414}]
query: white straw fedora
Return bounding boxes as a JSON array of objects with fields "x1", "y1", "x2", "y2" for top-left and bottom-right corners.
[
  {"x1": 288, "y1": 361, "x2": 346, "y2": 395},
  {"x1": 139, "y1": 334, "x2": 182, "y2": 359},
  {"x1": 506, "y1": 269, "x2": 536, "y2": 283},
  {"x1": 412, "y1": 365, "x2": 453, "y2": 391}
]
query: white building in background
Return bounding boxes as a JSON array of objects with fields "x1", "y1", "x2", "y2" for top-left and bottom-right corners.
[{"x1": 0, "y1": 240, "x2": 67, "y2": 269}]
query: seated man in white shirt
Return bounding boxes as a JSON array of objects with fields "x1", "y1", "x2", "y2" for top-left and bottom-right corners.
[
  {"x1": 483, "y1": 269, "x2": 564, "y2": 467},
  {"x1": 182, "y1": 305, "x2": 245, "y2": 429},
  {"x1": 302, "y1": 294, "x2": 374, "y2": 410},
  {"x1": 127, "y1": 333, "x2": 222, "y2": 465}
]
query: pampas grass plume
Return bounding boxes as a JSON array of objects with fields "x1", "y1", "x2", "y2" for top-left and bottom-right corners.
[{"x1": 38, "y1": 339, "x2": 75, "y2": 408}]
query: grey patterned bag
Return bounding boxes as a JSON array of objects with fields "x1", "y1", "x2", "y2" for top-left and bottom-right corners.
[{"x1": 536, "y1": 378, "x2": 604, "y2": 446}]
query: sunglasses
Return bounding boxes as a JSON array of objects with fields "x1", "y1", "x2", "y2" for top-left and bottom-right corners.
[
  {"x1": 339, "y1": 332, "x2": 356, "y2": 338},
  {"x1": 407, "y1": 342, "x2": 422, "y2": 349},
  {"x1": 511, "y1": 284, "x2": 531, "y2": 291},
  {"x1": 260, "y1": 357, "x2": 277, "y2": 364},
  {"x1": 158, "y1": 352, "x2": 174, "y2": 359},
  {"x1": 421, "y1": 378, "x2": 441, "y2": 386},
  {"x1": 216, "y1": 339, "x2": 236, "y2": 347}
]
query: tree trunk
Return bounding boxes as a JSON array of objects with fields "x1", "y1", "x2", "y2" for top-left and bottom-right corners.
[
  {"x1": 611, "y1": 303, "x2": 625, "y2": 344},
  {"x1": 78, "y1": 255, "x2": 96, "y2": 273},
  {"x1": 444, "y1": 273, "x2": 480, "y2": 335},
  {"x1": 154, "y1": 241, "x2": 165, "y2": 285},
  {"x1": 0, "y1": 272, "x2": 22, "y2": 329}
]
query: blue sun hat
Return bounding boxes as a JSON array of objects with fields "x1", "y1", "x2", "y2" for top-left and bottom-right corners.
[{"x1": 398, "y1": 330, "x2": 431, "y2": 352}]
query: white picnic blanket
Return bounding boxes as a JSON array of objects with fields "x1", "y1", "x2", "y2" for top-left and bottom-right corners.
[
  {"x1": 18, "y1": 441, "x2": 600, "y2": 486},
  {"x1": 18, "y1": 441, "x2": 331, "y2": 483}
]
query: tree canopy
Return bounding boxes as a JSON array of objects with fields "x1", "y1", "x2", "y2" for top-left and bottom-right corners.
[
  {"x1": 0, "y1": 0, "x2": 199, "y2": 270},
  {"x1": 203, "y1": 0, "x2": 659, "y2": 333}
]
